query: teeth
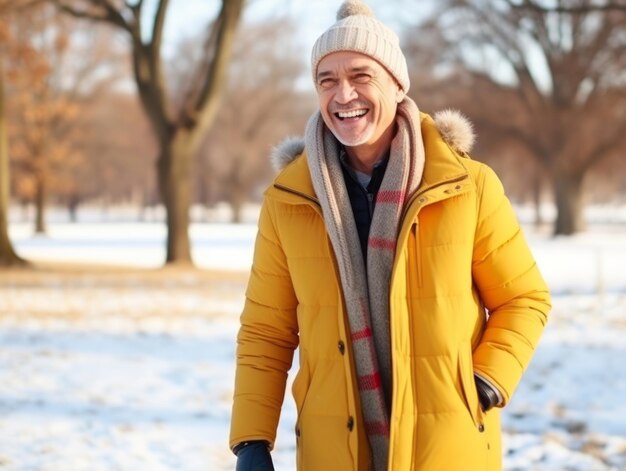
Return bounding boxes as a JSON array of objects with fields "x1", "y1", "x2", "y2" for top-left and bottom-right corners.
[{"x1": 337, "y1": 109, "x2": 367, "y2": 119}]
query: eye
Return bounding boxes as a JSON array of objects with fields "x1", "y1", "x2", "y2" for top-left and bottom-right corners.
[
  {"x1": 318, "y1": 78, "x2": 337, "y2": 89},
  {"x1": 353, "y1": 74, "x2": 371, "y2": 84}
]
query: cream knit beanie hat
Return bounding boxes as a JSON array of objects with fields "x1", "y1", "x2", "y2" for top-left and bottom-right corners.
[{"x1": 311, "y1": 0, "x2": 410, "y2": 93}]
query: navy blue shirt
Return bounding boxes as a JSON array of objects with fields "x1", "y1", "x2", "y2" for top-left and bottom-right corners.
[{"x1": 339, "y1": 150, "x2": 389, "y2": 261}]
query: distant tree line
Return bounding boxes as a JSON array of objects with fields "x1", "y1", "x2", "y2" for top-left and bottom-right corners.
[
  {"x1": 402, "y1": 0, "x2": 626, "y2": 235},
  {"x1": 1, "y1": 0, "x2": 625, "y2": 267},
  {"x1": 0, "y1": 0, "x2": 310, "y2": 266}
]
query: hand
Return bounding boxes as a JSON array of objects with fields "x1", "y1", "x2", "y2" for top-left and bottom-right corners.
[
  {"x1": 235, "y1": 441, "x2": 274, "y2": 471},
  {"x1": 475, "y1": 375, "x2": 499, "y2": 412}
]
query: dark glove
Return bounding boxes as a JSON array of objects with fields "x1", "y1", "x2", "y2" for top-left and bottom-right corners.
[
  {"x1": 234, "y1": 441, "x2": 274, "y2": 471},
  {"x1": 475, "y1": 375, "x2": 500, "y2": 412}
]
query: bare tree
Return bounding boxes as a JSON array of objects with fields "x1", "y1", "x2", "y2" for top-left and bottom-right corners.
[
  {"x1": 0, "y1": 2, "x2": 30, "y2": 266},
  {"x1": 199, "y1": 18, "x2": 311, "y2": 223},
  {"x1": 406, "y1": 0, "x2": 626, "y2": 235},
  {"x1": 0, "y1": 55, "x2": 27, "y2": 265},
  {"x1": 7, "y1": 8, "x2": 127, "y2": 230},
  {"x1": 52, "y1": 0, "x2": 245, "y2": 264}
]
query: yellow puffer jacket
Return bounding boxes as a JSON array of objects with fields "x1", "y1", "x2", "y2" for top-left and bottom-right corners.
[{"x1": 230, "y1": 113, "x2": 551, "y2": 470}]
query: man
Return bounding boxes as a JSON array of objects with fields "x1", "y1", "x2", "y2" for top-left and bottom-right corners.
[{"x1": 229, "y1": 1, "x2": 551, "y2": 470}]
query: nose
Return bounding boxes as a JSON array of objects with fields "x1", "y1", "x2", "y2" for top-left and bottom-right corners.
[{"x1": 335, "y1": 79, "x2": 357, "y2": 104}]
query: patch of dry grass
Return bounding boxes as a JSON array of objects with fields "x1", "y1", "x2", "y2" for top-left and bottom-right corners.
[
  {"x1": 0, "y1": 261, "x2": 248, "y2": 285},
  {"x1": 0, "y1": 262, "x2": 248, "y2": 322}
]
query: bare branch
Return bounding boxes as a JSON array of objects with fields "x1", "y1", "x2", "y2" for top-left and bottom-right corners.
[
  {"x1": 54, "y1": 1, "x2": 107, "y2": 22},
  {"x1": 124, "y1": 0, "x2": 142, "y2": 25},
  {"x1": 145, "y1": 0, "x2": 171, "y2": 122},
  {"x1": 52, "y1": 0, "x2": 131, "y2": 33},
  {"x1": 515, "y1": 0, "x2": 626, "y2": 13},
  {"x1": 0, "y1": 0, "x2": 45, "y2": 14},
  {"x1": 178, "y1": 16, "x2": 221, "y2": 125},
  {"x1": 174, "y1": 0, "x2": 245, "y2": 155},
  {"x1": 455, "y1": 2, "x2": 546, "y2": 111},
  {"x1": 194, "y1": 0, "x2": 244, "y2": 115},
  {"x1": 151, "y1": 0, "x2": 168, "y2": 54},
  {"x1": 92, "y1": 0, "x2": 131, "y2": 30}
]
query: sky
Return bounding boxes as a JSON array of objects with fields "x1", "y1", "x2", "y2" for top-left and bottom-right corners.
[
  {"x1": 162, "y1": 0, "x2": 342, "y2": 57},
  {"x1": 143, "y1": 0, "x2": 438, "y2": 98},
  {"x1": 159, "y1": 0, "x2": 434, "y2": 88}
]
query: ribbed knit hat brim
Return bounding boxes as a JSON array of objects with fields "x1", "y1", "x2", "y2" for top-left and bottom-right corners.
[{"x1": 311, "y1": 1, "x2": 410, "y2": 92}]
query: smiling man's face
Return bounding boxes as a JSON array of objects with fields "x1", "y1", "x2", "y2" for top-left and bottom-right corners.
[{"x1": 316, "y1": 51, "x2": 402, "y2": 153}]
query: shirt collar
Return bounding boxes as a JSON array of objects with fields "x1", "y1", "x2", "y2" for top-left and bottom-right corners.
[
  {"x1": 339, "y1": 147, "x2": 389, "y2": 191},
  {"x1": 339, "y1": 147, "x2": 389, "y2": 173}
]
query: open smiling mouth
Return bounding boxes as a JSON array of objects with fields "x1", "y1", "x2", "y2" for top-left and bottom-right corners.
[{"x1": 335, "y1": 109, "x2": 369, "y2": 120}]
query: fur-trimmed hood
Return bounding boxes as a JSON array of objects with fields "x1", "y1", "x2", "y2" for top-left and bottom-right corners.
[{"x1": 270, "y1": 109, "x2": 475, "y2": 172}]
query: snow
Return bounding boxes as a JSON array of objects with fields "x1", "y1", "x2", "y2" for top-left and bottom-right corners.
[
  {"x1": 8, "y1": 221, "x2": 257, "y2": 272},
  {"x1": 1, "y1": 214, "x2": 626, "y2": 470}
]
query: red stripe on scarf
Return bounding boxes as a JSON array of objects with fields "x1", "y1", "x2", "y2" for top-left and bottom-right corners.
[
  {"x1": 359, "y1": 372, "x2": 382, "y2": 390},
  {"x1": 351, "y1": 327, "x2": 372, "y2": 341},
  {"x1": 368, "y1": 237, "x2": 396, "y2": 251},
  {"x1": 364, "y1": 421, "x2": 390, "y2": 437},
  {"x1": 376, "y1": 190, "x2": 405, "y2": 204}
]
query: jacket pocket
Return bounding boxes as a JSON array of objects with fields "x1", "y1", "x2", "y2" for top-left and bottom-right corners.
[
  {"x1": 458, "y1": 343, "x2": 483, "y2": 428},
  {"x1": 292, "y1": 357, "x2": 311, "y2": 417},
  {"x1": 292, "y1": 358, "x2": 311, "y2": 432},
  {"x1": 292, "y1": 358, "x2": 311, "y2": 469},
  {"x1": 407, "y1": 221, "x2": 423, "y2": 290}
]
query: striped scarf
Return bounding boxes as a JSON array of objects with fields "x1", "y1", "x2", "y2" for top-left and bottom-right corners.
[{"x1": 305, "y1": 97, "x2": 425, "y2": 471}]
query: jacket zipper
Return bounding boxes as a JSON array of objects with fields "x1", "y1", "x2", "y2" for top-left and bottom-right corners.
[
  {"x1": 388, "y1": 173, "x2": 470, "y2": 468},
  {"x1": 276, "y1": 173, "x2": 471, "y2": 465}
]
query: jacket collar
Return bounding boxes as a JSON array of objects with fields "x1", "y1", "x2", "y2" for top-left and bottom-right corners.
[{"x1": 270, "y1": 111, "x2": 474, "y2": 204}]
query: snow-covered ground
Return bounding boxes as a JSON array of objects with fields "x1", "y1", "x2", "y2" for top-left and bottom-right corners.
[{"x1": 1, "y1": 216, "x2": 625, "y2": 470}]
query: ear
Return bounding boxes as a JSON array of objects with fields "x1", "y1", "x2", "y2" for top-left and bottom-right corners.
[{"x1": 396, "y1": 86, "x2": 405, "y2": 103}]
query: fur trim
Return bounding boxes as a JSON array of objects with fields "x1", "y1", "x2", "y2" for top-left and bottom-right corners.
[
  {"x1": 270, "y1": 136, "x2": 305, "y2": 172},
  {"x1": 270, "y1": 109, "x2": 475, "y2": 171},
  {"x1": 433, "y1": 109, "x2": 475, "y2": 155}
]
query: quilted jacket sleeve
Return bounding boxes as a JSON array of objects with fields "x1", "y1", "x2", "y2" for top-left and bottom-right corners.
[
  {"x1": 229, "y1": 197, "x2": 299, "y2": 450},
  {"x1": 471, "y1": 164, "x2": 551, "y2": 406}
]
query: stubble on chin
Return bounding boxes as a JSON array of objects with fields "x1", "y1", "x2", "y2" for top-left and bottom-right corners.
[{"x1": 329, "y1": 123, "x2": 375, "y2": 148}]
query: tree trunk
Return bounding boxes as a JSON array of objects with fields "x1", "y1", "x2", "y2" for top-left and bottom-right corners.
[
  {"x1": 34, "y1": 173, "x2": 46, "y2": 233},
  {"x1": 157, "y1": 131, "x2": 193, "y2": 264},
  {"x1": 533, "y1": 168, "x2": 543, "y2": 228},
  {"x1": 53, "y1": 0, "x2": 246, "y2": 266},
  {"x1": 229, "y1": 158, "x2": 244, "y2": 224},
  {"x1": 20, "y1": 200, "x2": 29, "y2": 222},
  {"x1": 230, "y1": 192, "x2": 243, "y2": 224},
  {"x1": 553, "y1": 171, "x2": 585, "y2": 236},
  {"x1": 68, "y1": 195, "x2": 79, "y2": 223},
  {"x1": 0, "y1": 56, "x2": 26, "y2": 266}
]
